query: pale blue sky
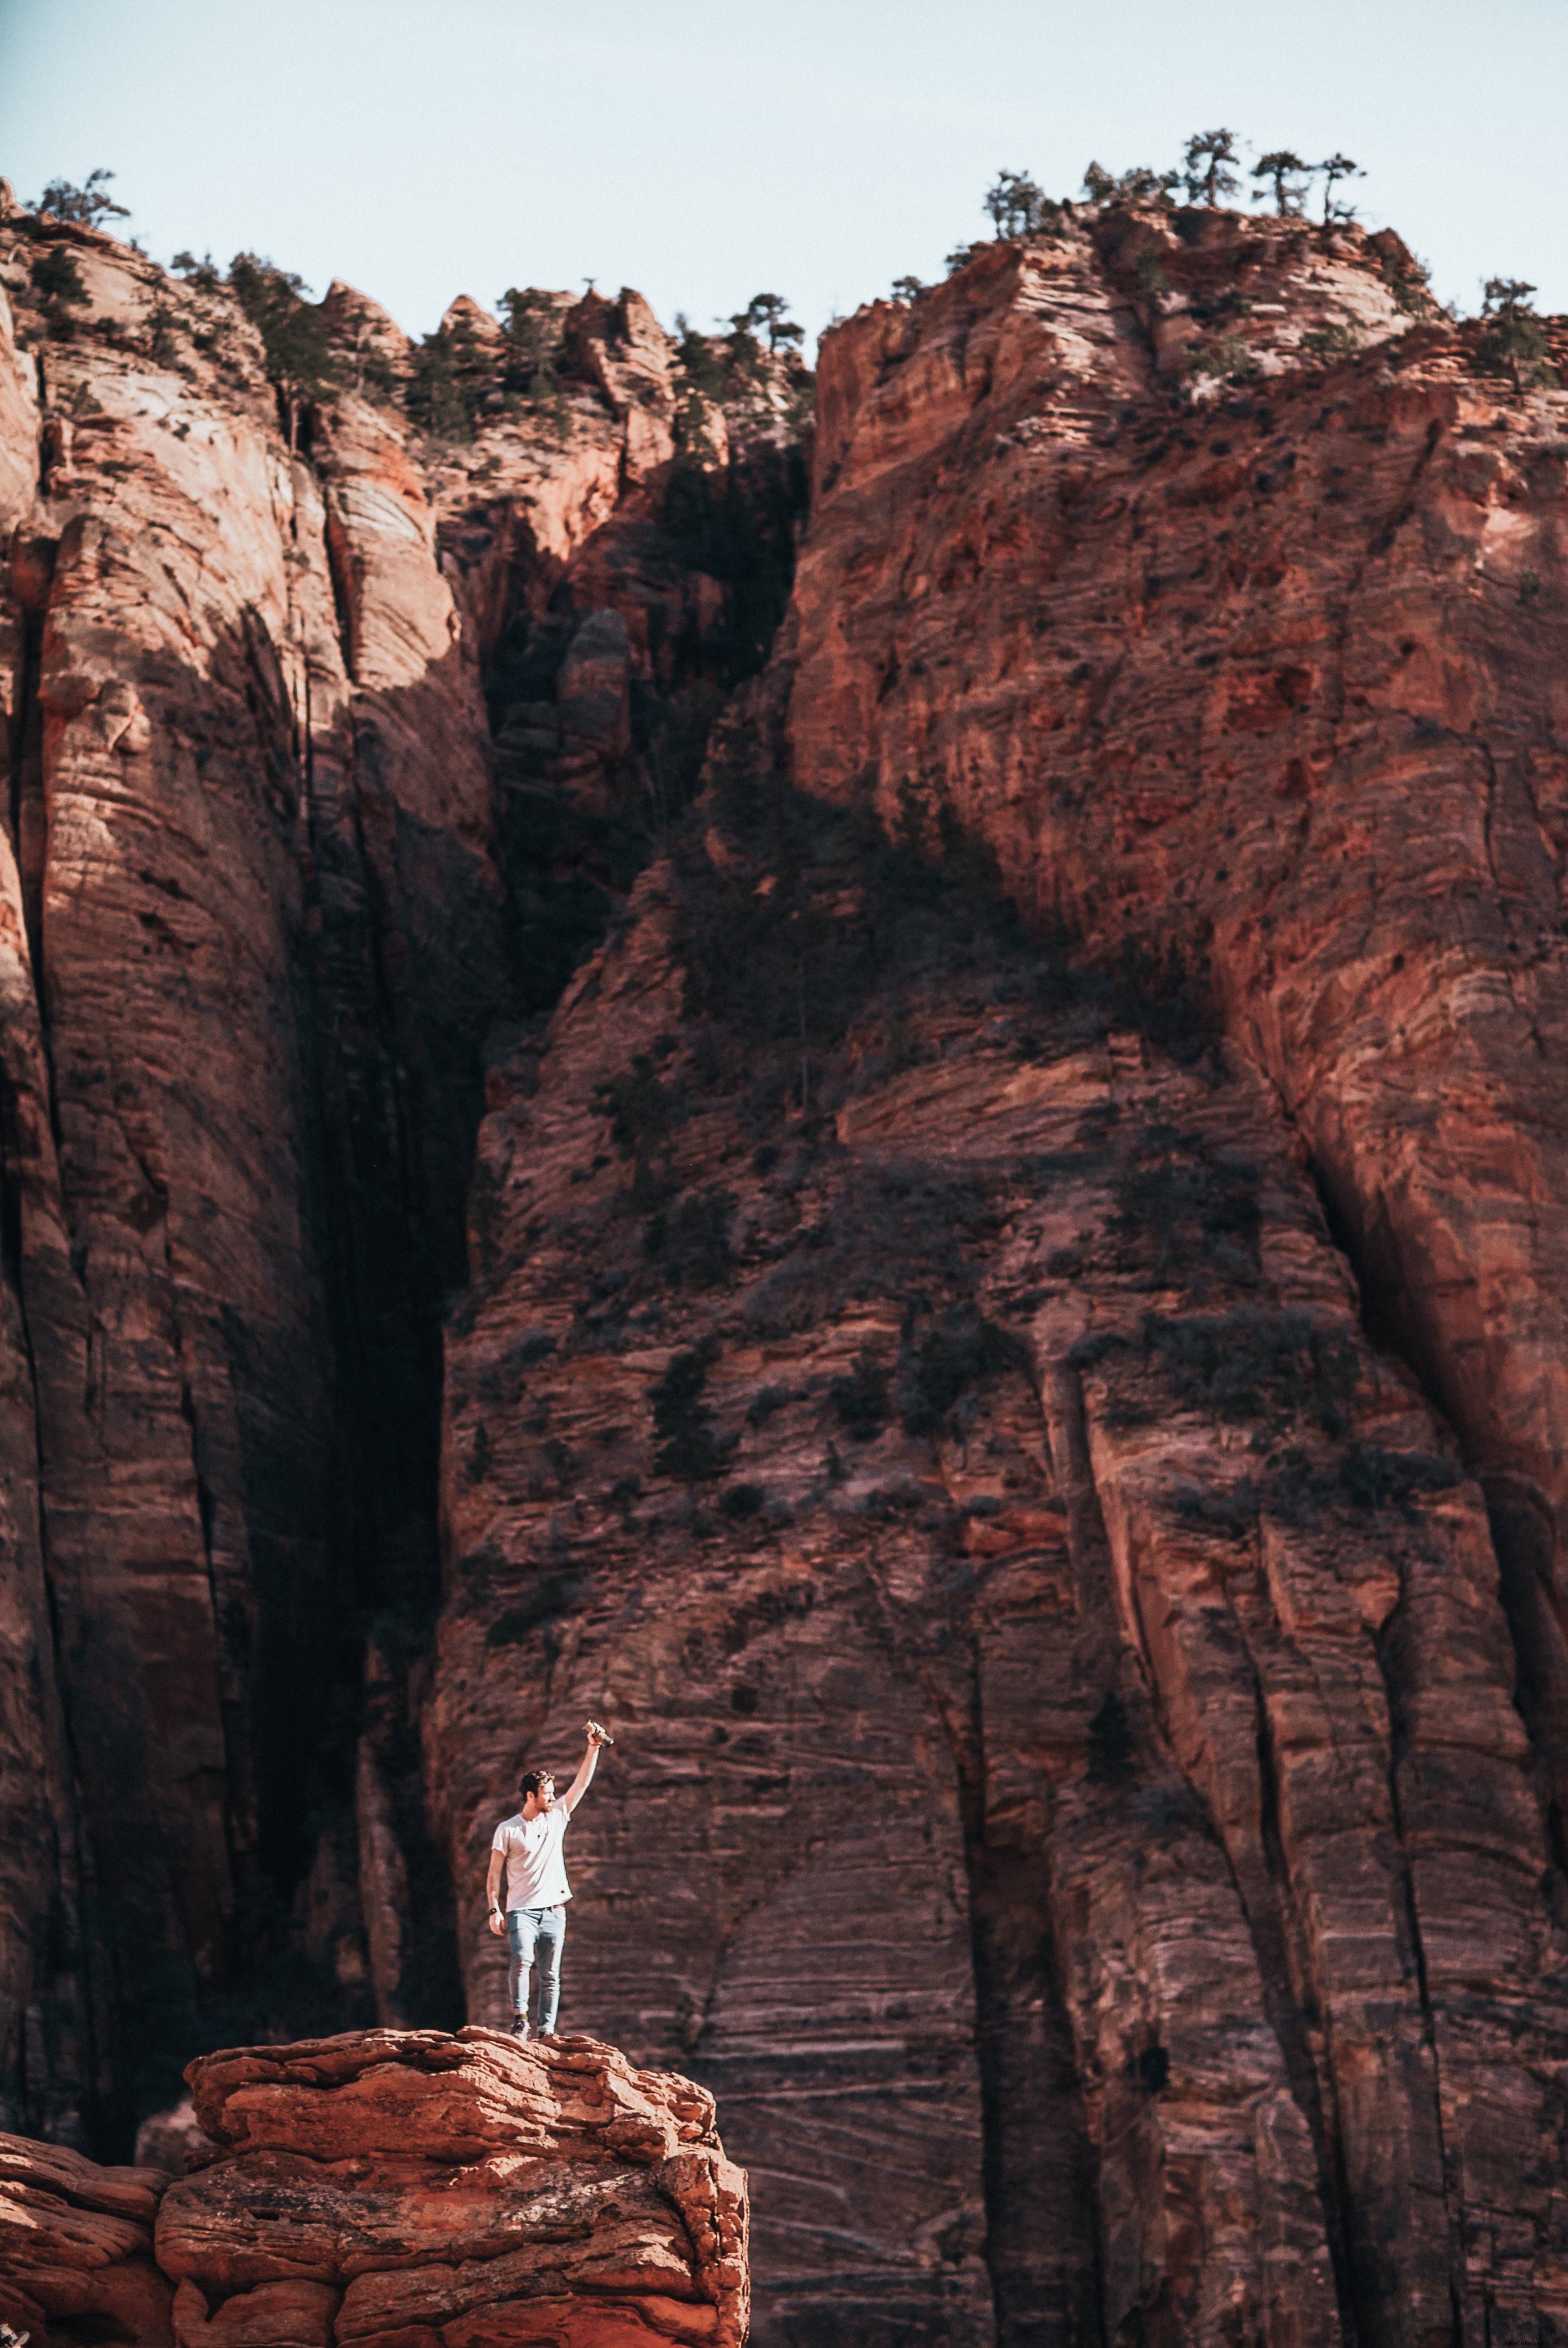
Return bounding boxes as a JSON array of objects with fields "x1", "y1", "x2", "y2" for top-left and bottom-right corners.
[{"x1": 2, "y1": 0, "x2": 1562, "y2": 346}]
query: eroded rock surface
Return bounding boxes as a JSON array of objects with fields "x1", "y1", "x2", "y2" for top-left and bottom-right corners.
[
  {"x1": 788, "y1": 207, "x2": 1568, "y2": 1856},
  {"x1": 8, "y1": 182, "x2": 1568, "y2": 2348},
  {"x1": 0, "y1": 211, "x2": 806, "y2": 2144},
  {"x1": 428, "y1": 744, "x2": 1568, "y2": 2344},
  {"x1": 0, "y1": 2027, "x2": 745, "y2": 2348}
]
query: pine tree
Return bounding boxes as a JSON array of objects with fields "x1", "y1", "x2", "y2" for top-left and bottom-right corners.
[
  {"x1": 1318, "y1": 154, "x2": 1363, "y2": 225},
  {"x1": 1253, "y1": 151, "x2": 1311, "y2": 217},
  {"x1": 228, "y1": 255, "x2": 338, "y2": 447},
  {"x1": 1477, "y1": 279, "x2": 1555, "y2": 393},
  {"x1": 1181, "y1": 131, "x2": 1241, "y2": 206},
  {"x1": 35, "y1": 168, "x2": 127, "y2": 227},
  {"x1": 983, "y1": 169, "x2": 1053, "y2": 237},
  {"x1": 741, "y1": 293, "x2": 805, "y2": 353}
]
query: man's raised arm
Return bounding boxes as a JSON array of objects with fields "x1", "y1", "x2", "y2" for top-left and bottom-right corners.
[{"x1": 561, "y1": 1721, "x2": 610, "y2": 1814}]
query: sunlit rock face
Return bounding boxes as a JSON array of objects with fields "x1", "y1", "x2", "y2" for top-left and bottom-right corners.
[
  {"x1": 0, "y1": 2026, "x2": 747, "y2": 2348},
  {"x1": 7, "y1": 182, "x2": 1568, "y2": 2348}
]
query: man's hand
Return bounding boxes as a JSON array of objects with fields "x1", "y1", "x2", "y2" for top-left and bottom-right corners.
[
  {"x1": 487, "y1": 1907, "x2": 505, "y2": 1938},
  {"x1": 563, "y1": 1725, "x2": 609, "y2": 1813}
]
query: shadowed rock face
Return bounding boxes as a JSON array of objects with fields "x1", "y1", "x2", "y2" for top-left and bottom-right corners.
[
  {"x1": 7, "y1": 187, "x2": 1568, "y2": 2348},
  {"x1": 0, "y1": 2025, "x2": 747, "y2": 2348},
  {"x1": 0, "y1": 214, "x2": 806, "y2": 2148},
  {"x1": 788, "y1": 208, "x2": 1568, "y2": 1837},
  {"x1": 430, "y1": 766, "x2": 1568, "y2": 2347}
]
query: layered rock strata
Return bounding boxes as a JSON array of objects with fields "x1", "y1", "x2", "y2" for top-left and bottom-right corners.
[
  {"x1": 0, "y1": 209, "x2": 804, "y2": 2143},
  {"x1": 788, "y1": 205, "x2": 1568, "y2": 1848},
  {"x1": 429, "y1": 749, "x2": 1568, "y2": 2345},
  {"x1": 0, "y1": 2026, "x2": 746, "y2": 2348},
  {"x1": 9, "y1": 178, "x2": 1568, "y2": 2348}
]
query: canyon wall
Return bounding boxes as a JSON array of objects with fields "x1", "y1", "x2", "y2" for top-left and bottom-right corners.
[
  {"x1": 7, "y1": 186, "x2": 1568, "y2": 2348},
  {"x1": 428, "y1": 217, "x2": 1568, "y2": 2348},
  {"x1": 0, "y1": 201, "x2": 803, "y2": 2150}
]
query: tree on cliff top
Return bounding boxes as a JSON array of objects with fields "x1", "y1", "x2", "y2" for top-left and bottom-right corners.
[
  {"x1": 983, "y1": 169, "x2": 1065, "y2": 239},
  {"x1": 228, "y1": 254, "x2": 338, "y2": 447},
  {"x1": 1476, "y1": 279, "x2": 1558, "y2": 393},
  {"x1": 1252, "y1": 151, "x2": 1311, "y2": 217},
  {"x1": 1082, "y1": 161, "x2": 1179, "y2": 209},
  {"x1": 1182, "y1": 131, "x2": 1240, "y2": 206},
  {"x1": 1318, "y1": 153, "x2": 1363, "y2": 224},
  {"x1": 34, "y1": 168, "x2": 127, "y2": 227},
  {"x1": 741, "y1": 293, "x2": 805, "y2": 353}
]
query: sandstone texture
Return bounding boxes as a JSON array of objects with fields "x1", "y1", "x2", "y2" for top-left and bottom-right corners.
[
  {"x1": 0, "y1": 209, "x2": 806, "y2": 2144},
  {"x1": 789, "y1": 206, "x2": 1568, "y2": 1834},
  {"x1": 7, "y1": 181, "x2": 1568, "y2": 2348},
  {"x1": 0, "y1": 2026, "x2": 745, "y2": 2347}
]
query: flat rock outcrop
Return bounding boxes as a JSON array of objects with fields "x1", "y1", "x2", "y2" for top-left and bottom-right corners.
[{"x1": 0, "y1": 2027, "x2": 745, "y2": 2347}]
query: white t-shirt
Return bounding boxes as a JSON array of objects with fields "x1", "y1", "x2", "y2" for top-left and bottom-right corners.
[{"x1": 492, "y1": 1807, "x2": 572, "y2": 1910}]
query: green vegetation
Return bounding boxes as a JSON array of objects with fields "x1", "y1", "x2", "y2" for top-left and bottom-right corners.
[
  {"x1": 29, "y1": 246, "x2": 88, "y2": 309},
  {"x1": 1318, "y1": 152, "x2": 1363, "y2": 225},
  {"x1": 983, "y1": 169, "x2": 1063, "y2": 239},
  {"x1": 644, "y1": 1188, "x2": 734, "y2": 1289},
  {"x1": 1376, "y1": 246, "x2": 1440, "y2": 319},
  {"x1": 901, "y1": 1312, "x2": 1024, "y2": 1436},
  {"x1": 171, "y1": 250, "x2": 222, "y2": 291},
  {"x1": 405, "y1": 317, "x2": 486, "y2": 441},
  {"x1": 1300, "y1": 321, "x2": 1362, "y2": 363},
  {"x1": 1252, "y1": 151, "x2": 1311, "y2": 216},
  {"x1": 594, "y1": 1052, "x2": 681, "y2": 1207},
  {"x1": 1142, "y1": 1308, "x2": 1358, "y2": 1435},
  {"x1": 34, "y1": 168, "x2": 127, "y2": 226},
  {"x1": 1182, "y1": 130, "x2": 1241, "y2": 206},
  {"x1": 828, "y1": 1349, "x2": 890, "y2": 1440},
  {"x1": 1082, "y1": 162, "x2": 1179, "y2": 208},
  {"x1": 145, "y1": 301, "x2": 181, "y2": 363},
  {"x1": 497, "y1": 287, "x2": 571, "y2": 433},
  {"x1": 1475, "y1": 278, "x2": 1558, "y2": 393},
  {"x1": 228, "y1": 254, "x2": 338, "y2": 443},
  {"x1": 1111, "y1": 1126, "x2": 1260, "y2": 1285},
  {"x1": 650, "y1": 1341, "x2": 722, "y2": 1480},
  {"x1": 738, "y1": 291, "x2": 805, "y2": 354},
  {"x1": 1188, "y1": 332, "x2": 1260, "y2": 383}
]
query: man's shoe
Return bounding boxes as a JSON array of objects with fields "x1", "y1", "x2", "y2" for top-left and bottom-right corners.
[{"x1": 509, "y1": 2018, "x2": 530, "y2": 2041}]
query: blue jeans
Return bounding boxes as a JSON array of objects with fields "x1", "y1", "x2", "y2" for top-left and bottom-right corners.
[{"x1": 507, "y1": 1903, "x2": 566, "y2": 2031}]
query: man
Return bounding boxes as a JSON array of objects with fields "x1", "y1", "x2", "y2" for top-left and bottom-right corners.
[{"x1": 486, "y1": 1721, "x2": 610, "y2": 2039}]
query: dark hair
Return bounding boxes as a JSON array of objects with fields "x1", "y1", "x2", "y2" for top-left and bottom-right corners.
[{"x1": 519, "y1": 1766, "x2": 554, "y2": 1799}]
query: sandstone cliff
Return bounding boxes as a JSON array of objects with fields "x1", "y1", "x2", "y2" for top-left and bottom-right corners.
[
  {"x1": 0, "y1": 207, "x2": 805, "y2": 2145},
  {"x1": 427, "y1": 213, "x2": 1568, "y2": 2348},
  {"x1": 0, "y1": 2025, "x2": 746, "y2": 2347},
  {"x1": 6, "y1": 181, "x2": 1568, "y2": 2348}
]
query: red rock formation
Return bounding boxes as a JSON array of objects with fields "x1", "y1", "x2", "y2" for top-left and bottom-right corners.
[
  {"x1": 11, "y1": 175, "x2": 1568, "y2": 2348},
  {"x1": 787, "y1": 206, "x2": 1568, "y2": 1811},
  {"x1": 0, "y1": 2028, "x2": 746, "y2": 2348},
  {"x1": 428, "y1": 676, "x2": 1568, "y2": 2343},
  {"x1": 0, "y1": 2132, "x2": 172, "y2": 2345},
  {"x1": 0, "y1": 206, "x2": 807, "y2": 2147}
]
